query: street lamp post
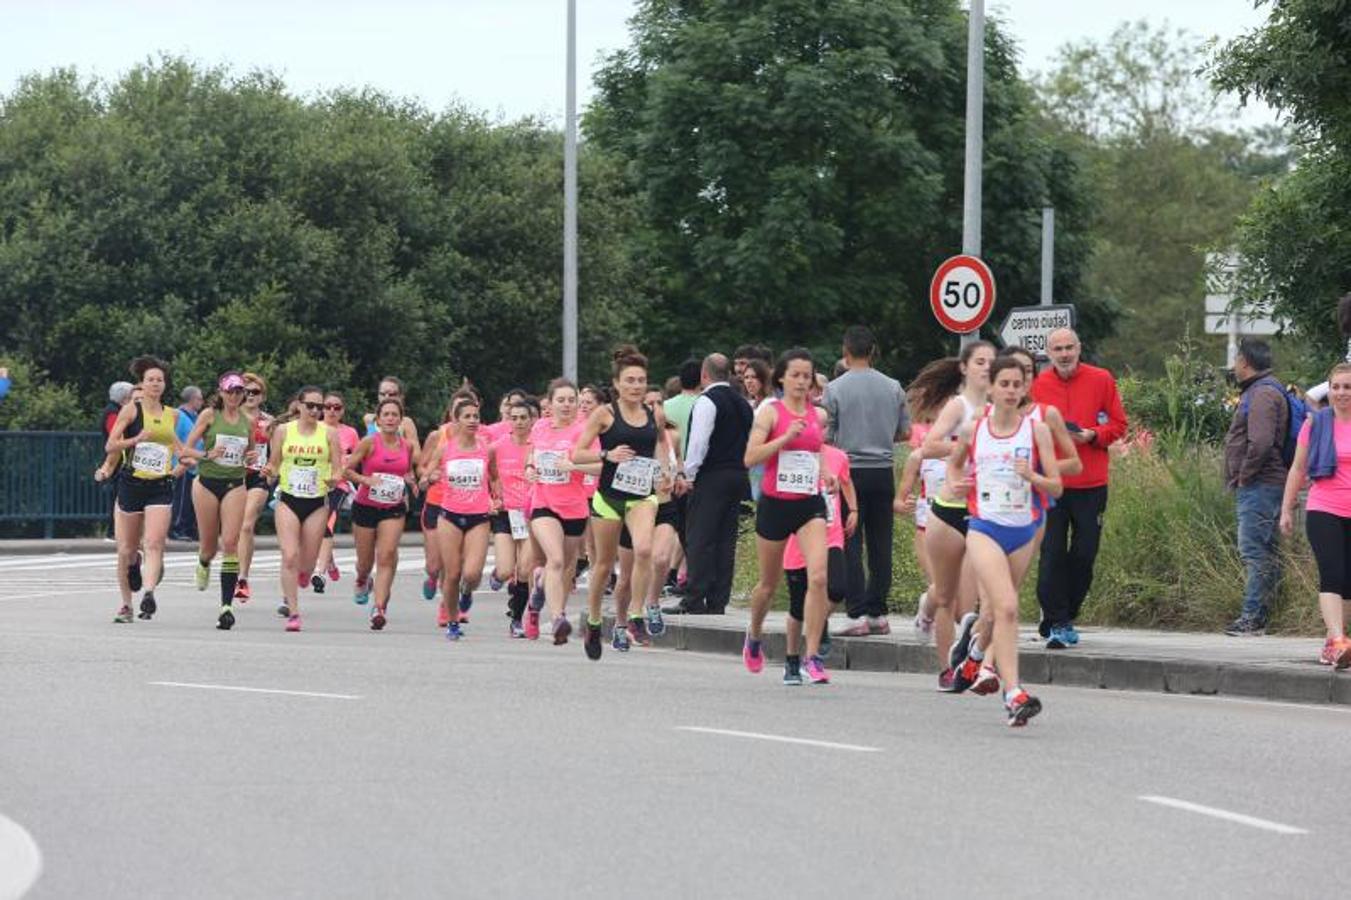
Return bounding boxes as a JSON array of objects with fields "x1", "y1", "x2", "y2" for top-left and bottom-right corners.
[
  {"x1": 960, "y1": 0, "x2": 984, "y2": 349},
  {"x1": 562, "y1": 0, "x2": 579, "y2": 381}
]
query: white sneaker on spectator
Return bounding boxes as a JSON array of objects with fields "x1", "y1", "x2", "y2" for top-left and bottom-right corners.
[{"x1": 833, "y1": 617, "x2": 871, "y2": 637}]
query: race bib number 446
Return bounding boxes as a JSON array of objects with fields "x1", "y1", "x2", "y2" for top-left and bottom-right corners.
[{"x1": 287, "y1": 466, "x2": 321, "y2": 498}]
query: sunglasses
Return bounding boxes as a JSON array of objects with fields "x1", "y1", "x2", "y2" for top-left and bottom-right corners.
[
  {"x1": 245, "y1": 388, "x2": 263, "y2": 397},
  {"x1": 324, "y1": 403, "x2": 344, "y2": 411},
  {"x1": 303, "y1": 401, "x2": 324, "y2": 413}
]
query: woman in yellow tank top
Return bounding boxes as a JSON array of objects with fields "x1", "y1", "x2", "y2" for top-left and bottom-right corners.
[
  {"x1": 261, "y1": 385, "x2": 344, "y2": 632},
  {"x1": 104, "y1": 356, "x2": 186, "y2": 624}
]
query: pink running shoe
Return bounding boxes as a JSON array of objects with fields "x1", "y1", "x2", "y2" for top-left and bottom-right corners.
[
  {"x1": 437, "y1": 604, "x2": 451, "y2": 628},
  {"x1": 297, "y1": 571, "x2": 310, "y2": 589},
  {"x1": 802, "y1": 655, "x2": 830, "y2": 684},
  {"x1": 524, "y1": 607, "x2": 541, "y2": 640},
  {"x1": 971, "y1": 666, "x2": 1001, "y2": 696},
  {"x1": 327, "y1": 562, "x2": 340, "y2": 582},
  {"x1": 742, "y1": 633, "x2": 765, "y2": 674},
  {"x1": 285, "y1": 615, "x2": 302, "y2": 632}
]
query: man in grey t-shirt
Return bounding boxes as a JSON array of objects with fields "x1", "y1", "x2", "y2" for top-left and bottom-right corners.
[{"x1": 825, "y1": 326, "x2": 910, "y2": 635}]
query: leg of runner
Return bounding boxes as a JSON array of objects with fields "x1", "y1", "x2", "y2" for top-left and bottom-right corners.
[
  {"x1": 923, "y1": 512, "x2": 966, "y2": 689},
  {"x1": 795, "y1": 518, "x2": 831, "y2": 674},
  {"x1": 237, "y1": 486, "x2": 269, "y2": 601},
  {"x1": 584, "y1": 516, "x2": 623, "y2": 660},
  {"x1": 622, "y1": 502, "x2": 658, "y2": 640},
  {"x1": 140, "y1": 500, "x2": 171, "y2": 616},
  {"x1": 965, "y1": 530, "x2": 1041, "y2": 725},
  {"x1": 420, "y1": 502, "x2": 442, "y2": 601},
  {"x1": 491, "y1": 527, "x2": 515, "y2": 591},
  {"x1": 275, "y1": 503, "x2": 304, "y2": 623},
  {"x1": 457, "y1": 522, "x2": 491, "y2": 623},
  {"x1": 530, "y1": 515, "x2": 572, "y2": 642},
  {"x1": 112, "y1": 504, "x2": 143, "y2": 622},
  {"x1": 643, "y1": 518, "x2": 679, "y2": 635},
  {"x1": 191, "y1": 479, "x2": 221, "y2": 592},
  {"x1": 291, "y1": 503, "x2": 328, "y2": 626},
  {"x1": 437, "y1": 518, "x2": 467, "y2": 639},
  {"x1": 370, "y1": 515, "x2": 403, "y2": 629},
  {"x1": 214, "y1": 483, "x2": 246, "y2": 630},
  {"x1": 745, "y1": 534, "x2": 787, "y2": 675},
  {"x1": 353, "y1": 519, "x2": 376, "y2": 607},
  {"x1": 613, "y1": 544, "x2": 635, "y2": 647},
  {"x1": 783, "y1": 567, "x2": 806, "y2": 685}
]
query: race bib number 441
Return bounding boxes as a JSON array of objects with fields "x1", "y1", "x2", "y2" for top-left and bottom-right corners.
[{"x1": 214, "y1": 434, "x2": 248, "y2": 468}]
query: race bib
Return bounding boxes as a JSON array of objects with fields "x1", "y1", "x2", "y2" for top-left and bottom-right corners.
[
  {"x1": 611, "y1": 456, "x2": 657, "y2": 496},
  {"x1": 287, "y1": 465, "x2": 321, "y2": 498},
  {"x1": 981, "y1": 470, "x2": 1031, "y2": 515},
  {"x1": 536, "y1": 451, "x2": 568, "y2": 485},
  {"x1": 250, "y1": 442, "x2": 269, "y2": 469},
  {"x1": 823, "y1": 489, "x2": 836, "y2": 525},
  {"x1": 446, "y1": 457, "x2": 484, "y2": 490},
  {"x1": 921, "y1": 461, "x2": 946, "y2": 499},
  {"x1": 130, "y1": 442, "x2": 170, "y2": 477},
  {"x1": 213, "y1": 434, "x2": 248, "y2": 468},
  {"x1": 507, "y1": 508, "x2": 529, "y2": 540},
  {"x1": 368, "y1": 472, "x2": 405, "y2": 505},
  {"x1": 775, "y1": 451, "x2": 819, "y2": 496}
]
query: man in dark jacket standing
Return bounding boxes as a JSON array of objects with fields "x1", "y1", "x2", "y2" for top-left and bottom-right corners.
[
  {"x1": 1223, "y1": 339, "x2": 1290, "y2": 635},
  {"x1": 664, "y1": 353, "x2": 753, "y2": 615}
]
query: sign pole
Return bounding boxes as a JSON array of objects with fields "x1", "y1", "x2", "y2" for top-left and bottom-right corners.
[
  {"x1": 1040, "y1": 206, "x2": 1054, "y2": 306},
  {"x1": 959, "y1": 0, "x2": 985, "y2": 349},
  {"x1": 562, "y1": 0, "x2": 578, "y2": 382}
]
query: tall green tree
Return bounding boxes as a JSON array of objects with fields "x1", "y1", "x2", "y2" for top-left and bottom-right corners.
[
  {"x1": 1210, "y1": 0, "x2": 1351, "y2": 369},
  {"x1": 0, "y1": 59, "x2": 642, "y2": 430},
  {"x1": 586, "y1": 0, "x2": 1102, "y2": 376},
  {"x1": 1036, "y1": 21, "x2": 1293, "y2": 375}
]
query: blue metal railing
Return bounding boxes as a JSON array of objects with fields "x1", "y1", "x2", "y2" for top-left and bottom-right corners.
[{"x1": 0, "y1": 431, "x2": 109, "y2": 536}]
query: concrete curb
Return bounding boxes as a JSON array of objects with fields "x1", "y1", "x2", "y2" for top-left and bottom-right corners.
[{"x1": 648, "y1": 616, "x2": 1351, "y2": 707}]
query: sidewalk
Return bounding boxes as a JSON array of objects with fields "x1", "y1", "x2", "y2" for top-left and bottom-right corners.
[{"x1": 654, "y1": 608, "x2": 1351, "y2": 707}]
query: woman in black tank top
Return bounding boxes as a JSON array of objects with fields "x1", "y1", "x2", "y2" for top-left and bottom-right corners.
[{"x1": 573, "y1": 345, "x2": 678, "y2": 661}]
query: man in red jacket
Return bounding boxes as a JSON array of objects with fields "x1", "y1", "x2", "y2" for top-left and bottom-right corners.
[{"x1": 1031, "y1": 329, "x2": 1128, "y2": 648}]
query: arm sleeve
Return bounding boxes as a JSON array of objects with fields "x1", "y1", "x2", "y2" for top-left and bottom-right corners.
[
  {"x1": 1239, "y1": 386, "x2": 1283, "y2": 484},
  {"x1": 684, "y1": 396, "x2": 715, "y2": 482},
  {"x1": 1092, "y1": 374, "x2": 1128, "y2": 447}
]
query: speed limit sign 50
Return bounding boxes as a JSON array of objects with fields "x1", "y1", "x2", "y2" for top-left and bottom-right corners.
[{"x1": 929, "y1": 254, "x2": 996, "y2": 334}]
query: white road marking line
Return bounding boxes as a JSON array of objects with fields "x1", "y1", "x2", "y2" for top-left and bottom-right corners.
[
  {"x1": 0, "y1": 812, "x2": 43, "y2": 900},
  {"x1": 149, "y1": 681, "x2": 360, "y2": 700},
  {"x1": 1138, "y1": 795, "x2": 1308, "y2": 835},
  {"x1": 675, "y1": 726, "x2": 882, "y2": 753}
]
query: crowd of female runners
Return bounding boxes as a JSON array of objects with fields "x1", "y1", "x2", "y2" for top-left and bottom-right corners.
[{"x1": 93, "y1": 339, "x2": 1351, "y2": 728}]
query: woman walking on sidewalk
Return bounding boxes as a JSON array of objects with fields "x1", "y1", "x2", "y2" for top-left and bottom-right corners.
[
  {"x1": 742, "y1": 349, "x2": 835, "y2": 685},
  {"x1": 943, "y1": 357, "x2": 1062, "y2": 725},
  {"x1": 1280, "y1": 362, "x2": 1351, "y2": 668},
  {"x1": 181, "y1": 371, "x2": 254, "y2": 630},
  {"x1": 103, "y1": 357, "x2": 185, "y2": 623}
]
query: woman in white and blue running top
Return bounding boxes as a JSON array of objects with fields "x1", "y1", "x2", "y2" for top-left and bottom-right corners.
[{"x1": 943, "y1": 356, "x2": 1061, "y2": 727}]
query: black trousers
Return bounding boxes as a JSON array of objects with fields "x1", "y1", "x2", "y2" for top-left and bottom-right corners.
[
  {"x1": 844, "y1": 467, "x2": 896, "y2": 619},
  {"x1": 684, "y1": 468, "x2": 748, "y2": 612},
  {"x1": 170, "y1": 472, "x2": 199, "y2": 540},
  {"x1": 1036, "y1": 486, "x2": 1108, "y2": 627}
]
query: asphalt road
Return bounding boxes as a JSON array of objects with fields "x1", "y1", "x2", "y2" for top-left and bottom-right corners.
[{"x1": 1, "y1": 548, "x2": 1347, "y2": 899}]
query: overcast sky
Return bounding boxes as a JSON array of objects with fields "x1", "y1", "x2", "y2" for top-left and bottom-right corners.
[{"x1": 1, "y1": 1, "x2": 1277, "y2": 125}]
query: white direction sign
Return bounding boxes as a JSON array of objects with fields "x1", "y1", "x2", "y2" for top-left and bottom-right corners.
[{"x1": 997, "y1": 304, "x2": 1077, "y2": 357}]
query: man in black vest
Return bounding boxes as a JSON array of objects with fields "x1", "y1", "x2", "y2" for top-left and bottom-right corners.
[{"x1": 664, "y1": 353, "x2": 753, "y2": 615}]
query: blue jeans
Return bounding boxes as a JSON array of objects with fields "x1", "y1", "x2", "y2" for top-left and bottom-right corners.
[{"x1": 1236, "y1": 483, "x2": 1283, "y2": 621}]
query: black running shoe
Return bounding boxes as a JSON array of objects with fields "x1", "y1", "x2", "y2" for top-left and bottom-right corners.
[
  {"x1": 217, "y1": 606, "x2": 235, "y2": 631},
  {"x1": 948, "y1": 612, "x2": 977, "y2": 670},
  {"x1": 127, "y1": 552, "x2": 143, "y2": 593},
  {"x1": 138, "y1": 591, "x2": 157, "y2": 620},
  {"x1": 584, "y1": 621, "x2": 603, "y2": 661},
  {"x1": 311, "y1": 575, "x2": 326, "y2": 594}
]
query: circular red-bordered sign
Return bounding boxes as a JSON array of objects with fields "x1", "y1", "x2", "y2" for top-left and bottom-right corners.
[{"x1": 929, "y1": 254, "x2": 996, "y2": 334}]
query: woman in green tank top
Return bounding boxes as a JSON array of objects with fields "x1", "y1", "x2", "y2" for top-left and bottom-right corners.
[{"x1": 181, "y1": 371, "x2": 255, "y2": 631}]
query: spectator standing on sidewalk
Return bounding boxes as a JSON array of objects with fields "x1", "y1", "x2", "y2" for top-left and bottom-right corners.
[
  {"x1": 0, "y1": 366, "x2": 9, "y2": 402},
  {"x1": 1224, "y1": 339, "x2": 1292, "y2": 635},
  {"x1": 1031, "y1": 328, "x2": 1128, "y2": 648},
  {"x1": 663, "y1": 353, "x2": 753, "y2": 615},
  {"x1": 170, "y1": 385, "x2": 204, "y2": 541},
  {"x1": 663, "y1": 358, "x2": 702, "y2": 455},
  {"x1": 826, "y1": 326, "x2": 910, "y2": 636}
]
